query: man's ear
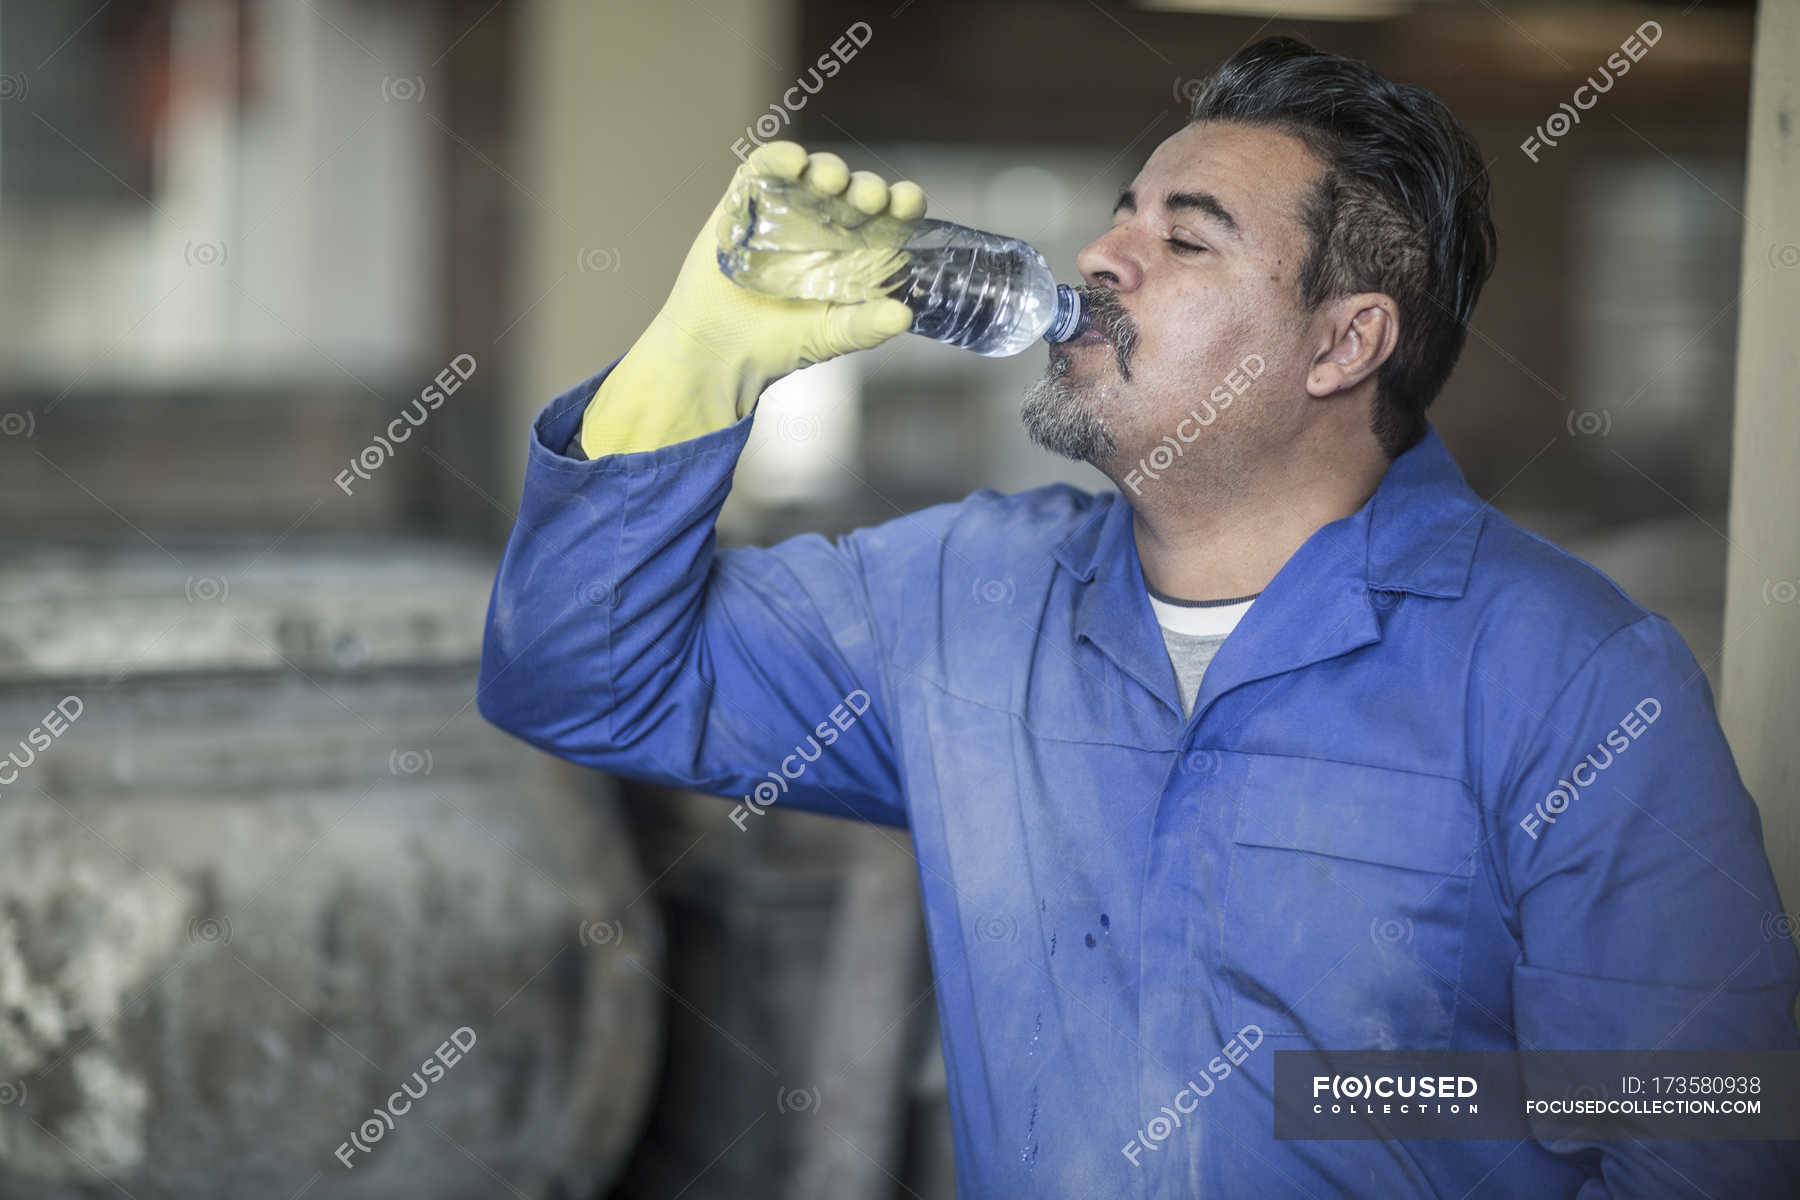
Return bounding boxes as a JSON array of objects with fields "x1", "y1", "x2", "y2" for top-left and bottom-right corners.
[{"x1": 1305, "y1": 294, "x2": 1398, "y2": 399}]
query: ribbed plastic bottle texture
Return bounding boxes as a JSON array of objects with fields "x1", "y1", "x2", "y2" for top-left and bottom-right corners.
[{"x1": 715, "y1": 172, "x2": 1087, "y2": 357}]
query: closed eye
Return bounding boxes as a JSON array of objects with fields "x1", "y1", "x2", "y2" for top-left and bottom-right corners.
[{"x1": 1168, "y1": 238, "x2": 1207, "y2": 255}]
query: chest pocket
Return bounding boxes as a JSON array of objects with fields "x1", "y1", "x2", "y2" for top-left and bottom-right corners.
[{"x1": 1222, "y1": 754, "x2": 1480, "y2": 1049}]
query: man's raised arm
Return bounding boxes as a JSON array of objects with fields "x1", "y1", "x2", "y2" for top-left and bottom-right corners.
[{"x1": 478, "y1": 142, "x2": 929, "y2": 827}]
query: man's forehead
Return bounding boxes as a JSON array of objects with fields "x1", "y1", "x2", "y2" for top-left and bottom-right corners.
[{"x1": 1129, "y1": 122, "x2": 1322, "y2": 237}]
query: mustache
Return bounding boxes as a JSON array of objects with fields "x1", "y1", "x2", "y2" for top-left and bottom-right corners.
[{"x1": 1075, "y1": 284, "x2": 1138, "y2": 378}]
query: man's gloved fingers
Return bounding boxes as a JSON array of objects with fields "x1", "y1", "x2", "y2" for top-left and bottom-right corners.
[
  {"x1": 802, "y1": 151, "x2": 850, "y2": 196},
  {"x1": 845, "y1": 170, "x2": 888, "y2": 215},
  {"x1": 823, "y1": 298, "x2": 914, "y2": 354},
  {"x1": 744, "y1": 140, "x2": 807, "y2": 181},
  {"x1": 887, "y1": 180, "x2": 927, "y2": 221}
]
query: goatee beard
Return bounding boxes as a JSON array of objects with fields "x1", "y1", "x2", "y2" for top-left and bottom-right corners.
[{"x1": 1020, "y1": 352, "x2": 1117, "y2": 465}]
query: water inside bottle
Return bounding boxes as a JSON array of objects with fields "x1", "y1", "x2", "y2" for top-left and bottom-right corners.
[
  {"x1": 715, "y1": 169, "x2": 1081, "y2": 357},
  {"x1": 715, "y1": 172, "x2": 919, "y2": 304}
]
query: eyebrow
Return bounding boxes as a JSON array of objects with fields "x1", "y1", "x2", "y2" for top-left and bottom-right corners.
[{"x1": 1112, "y1": 187, "x2": 1240, "y2": 239}]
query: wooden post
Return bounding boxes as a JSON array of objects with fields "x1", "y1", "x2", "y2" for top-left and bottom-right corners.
[
  {"x1": 1721, "y1": 0, "x2": 1800, "y2": 953},
  {"x1": 506, "y1": 0, "x2": 791, "y2": 503}
]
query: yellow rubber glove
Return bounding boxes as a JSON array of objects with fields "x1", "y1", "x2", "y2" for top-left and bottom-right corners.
[{"x1": 578, "y1": 141, "x2": 928, "y2": 459}]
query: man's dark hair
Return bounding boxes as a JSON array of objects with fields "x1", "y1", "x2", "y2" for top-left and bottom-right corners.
[{"x1": 1189, "y1": 36, "x2": 1497, "y2": 459}]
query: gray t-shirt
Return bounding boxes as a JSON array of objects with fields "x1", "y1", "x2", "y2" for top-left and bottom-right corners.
[{"x1": 1148, "y1": 585, "x2": 1258, "y2": 718}]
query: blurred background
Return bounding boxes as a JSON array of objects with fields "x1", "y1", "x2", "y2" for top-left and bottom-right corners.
[{"x1": 0, "y1": 0, "x2": 1793, "y2": 1197}]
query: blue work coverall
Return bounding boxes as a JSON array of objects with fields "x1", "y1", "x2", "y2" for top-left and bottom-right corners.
[{"x1": 478, "y1": 358, "x2": 1800, "y2": 1198}]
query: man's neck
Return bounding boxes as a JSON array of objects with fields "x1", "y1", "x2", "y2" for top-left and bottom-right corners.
[{"x1": 1128, "y1": 451, "x2": 1387, "y2": 602}]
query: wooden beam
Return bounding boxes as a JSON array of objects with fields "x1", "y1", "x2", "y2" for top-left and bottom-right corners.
[{"x1": 1721, "y1": 0, "x2": 1800, "y2": 959}]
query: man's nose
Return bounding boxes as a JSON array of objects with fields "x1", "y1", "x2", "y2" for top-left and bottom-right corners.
[{"x1": 1076, "y1": 225, "x2": 1143, "y2": 293}]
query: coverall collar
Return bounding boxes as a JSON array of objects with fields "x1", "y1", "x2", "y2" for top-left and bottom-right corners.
[{"x1": 1050, "y1": 422, "x2": 1488, "y2": 724}]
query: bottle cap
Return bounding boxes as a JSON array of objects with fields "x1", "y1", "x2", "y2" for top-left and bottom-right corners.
[{"x1": 1043, "y1": 285, "x2": 1088, "y2": 344}]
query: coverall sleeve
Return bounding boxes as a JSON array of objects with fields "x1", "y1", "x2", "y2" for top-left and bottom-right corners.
[
  {"x1": 1493, "y1": 612, "x2": 1800, "y2": 1195},
  {"x1": 477, "y1": 359, "x2": 907, "y2": 827}
]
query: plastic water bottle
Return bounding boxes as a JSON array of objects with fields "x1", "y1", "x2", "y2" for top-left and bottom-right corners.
[{"x1": 715, "y1": 172, "x2": 1088, "y2": 357}]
